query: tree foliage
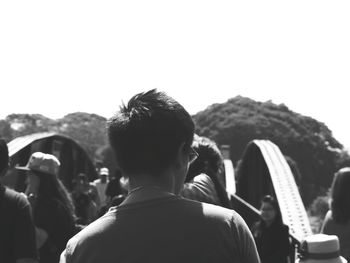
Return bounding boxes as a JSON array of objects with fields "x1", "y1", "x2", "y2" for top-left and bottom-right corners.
[
  {"x1": 193, "y1": 96, "x2": 350, "y2": 204},
  {"x1": 57, "y1": 112, "x2": 108, "y2": 159},
  {"x1": 2, "y1": 97, "x2": 350, "y2": 205},
  {"x1": 0, "y1": 113, "x2": 108, "y2": 160},
  {"x1": 4, "y1": 114, "x2": 56, "y2": 139}
]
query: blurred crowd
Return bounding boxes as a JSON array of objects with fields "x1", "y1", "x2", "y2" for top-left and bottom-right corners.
[{"x1": 1, "y1": 89, "x2": 349, "y2": 263}]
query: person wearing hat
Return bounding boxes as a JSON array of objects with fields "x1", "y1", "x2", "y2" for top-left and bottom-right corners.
[
  {"x1": 0, "y1": 139, "x2": 38, "y2": 263},
  {"x1": 297, "y1": 234, "x2": 347, "y2": 263},
  {"x1": 91, "y1": 167, "x2": 109, "y2": 209},
  {"x1": 17, "y1": 152, "x2": 76, "y2": 263}
]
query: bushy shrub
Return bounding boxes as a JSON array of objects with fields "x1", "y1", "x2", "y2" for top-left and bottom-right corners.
[
  {"x1": 308, "y1": 195, "x2": 330, "y2": 233},
  {"x1": 309, "y1": 195, "x2": 329, "y2": 217}
]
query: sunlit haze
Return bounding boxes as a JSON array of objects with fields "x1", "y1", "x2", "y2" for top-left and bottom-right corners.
[{"x1": 1, "y1": 1, "x2": 349, "y2": 147}]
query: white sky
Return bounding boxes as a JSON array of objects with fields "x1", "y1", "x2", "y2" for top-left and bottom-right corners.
[{"x1": 1, "y1": 1, "x2": 349, "y2": 147}]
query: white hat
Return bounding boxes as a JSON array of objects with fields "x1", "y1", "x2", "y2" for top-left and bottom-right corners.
[
  {"x1": 99, "y1": 167, "x2": 109, "y2": 176},
  {"x1": 297, "y1": 234, "x2": 347, "y2": 263},
  {"x1": 16, "y1": 152, "x2": 60, "y2": 177}
]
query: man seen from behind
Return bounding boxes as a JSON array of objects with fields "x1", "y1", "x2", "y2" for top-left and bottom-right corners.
[{"x1": 60, "y1": 89, "x2": 260, "y2": 263}]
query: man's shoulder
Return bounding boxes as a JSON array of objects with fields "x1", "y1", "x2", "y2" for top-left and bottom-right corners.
[
  {"x1": 180, "y1": 197, "x2": 243, "y2": 223},
  {"x1": 71, "y1": 211, "x2": 114, "y2": 238},
  {"x1": 65, "y1": 212, "x2": 114, "y2": 255},
  {"x1": 68, "y1": 199, "x2": 241, "y2": 236},
  {"x1": 91, "y1": 179, "x2": 100, "y2": 185},
  {"x1": 64, "y1": 199, "x2": 253, "y2": 262}
]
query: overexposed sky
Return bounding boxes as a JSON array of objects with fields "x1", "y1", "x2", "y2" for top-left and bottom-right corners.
[{"x1": 1, "y1": 1, "x2": 349, "y2": 147}]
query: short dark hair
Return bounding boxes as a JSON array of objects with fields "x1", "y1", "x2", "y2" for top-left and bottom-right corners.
[
  {"x1": 0, "y1": 139, "x2": 9, "y2": 174},
  {"x1": 186, "y1": 135, "x2": 231, "y2": 208},
  {"x1": 108, "y1": 89, "x2": 195, "y2": 175},
  {"x1": 187, "y1": 135, "x2": 224, "y2": 182},
  {"x1": 330, "y1": 167, "x2": 350, "y2": 224}
]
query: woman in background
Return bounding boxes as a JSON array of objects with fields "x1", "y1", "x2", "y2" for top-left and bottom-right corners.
[
  {"x1": 251, "y1": 195, "x2": 290, "y2": 263},
  {"x1": 321, "y1": 167, "x2": 350, "y2": 260},
  {"x1": 17, "y1": 152, "x2": 76, "y2": 263}
]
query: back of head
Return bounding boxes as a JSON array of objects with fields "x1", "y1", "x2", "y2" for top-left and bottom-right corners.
[
  {"x1": 0, "y1": 139, "x2": 9, "y2": 175},
  {"x1": 185, "y1": 135, "x2": 232, "y2": 208},
  {"x1": 108, "y1": 89, "x2": 195, "y2": 176},
  {"x1": 331, "y1": 167, "x2": 350, "y2": 224},
  {"x1": 187, "y1": 135, "x2": 223, "y2": 182}
]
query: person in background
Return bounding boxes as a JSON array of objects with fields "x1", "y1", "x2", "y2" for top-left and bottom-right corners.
[
  {"x1": 251, "y1": 195, "x2": 290, "y2": 263},
  {"x1": 73, "y1": 173, "x2": 100, "y2": 211},
  {"x1": 0, "y1": 139, "x2": 38, "y2": 263},
  {"x1": 182, "y1": 135, "x2": 231, "y2": 208},
  {"x1": 86, "y1": 175, "x2": 100, "y2": 209},
  {"x1": 60, "y1": 89, "x2": 260, "y2": 263},
  {"x1": 16, "y1": 152, "x2": 76, "y2": 263},
  {"x1": 97, "y1": 170, "x2": 124, "y2": 217},
  {"x1": 118, "y1": 174, "x2": 129, "y2": 195},
  {"x1": 72, "y1": 174, "x2": 98, "y2": 224},
  {"x1": 94, "y1": 161, "x2": 103, "y2": 175},
  {"x1": 321, "y1": 167, "x2": 350, "y2": 260},
  {"x1": 91, "y1": 167, "x2": 109, "y2": 209},
  {"x1": 105, "y1": 169, "x2": 123, "y2": 203}
]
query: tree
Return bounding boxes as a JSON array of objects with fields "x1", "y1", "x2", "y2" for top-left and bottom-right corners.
[
  {"x1": 2, "y1": 112, "x2": 109, "y2": 161},
  {"x1": 0, "y1": 120, "x2": 13, "y2": 141},
  {"x1": 57, "y1": 112, "x2": 108, "y2": 159},
  {"x1": 193, "y1": 96, "x2": 348, "y2": 204},
  {"x1": 5, "y1": 114, "x2": 56, "y2": 138}
]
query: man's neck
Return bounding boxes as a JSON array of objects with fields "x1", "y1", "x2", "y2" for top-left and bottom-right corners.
[
  {"x1": 120, "y1": 171, "x2": 177, "y2": 206},
  {"x1": 121, "y1": 186, "x2": 176, "y2": 206},
  {"x1": 131, "y1": 168, "x2": 176, "y2": 189}
]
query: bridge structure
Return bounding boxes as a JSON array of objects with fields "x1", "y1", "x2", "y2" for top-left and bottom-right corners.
[
  {"x1": 5, "y1": 132, "x2": 97, "y2": 192},
  {"x1": 235, "y1": 140, "x2": 312, "y2": 240},
  {"x1": 6, "y1": 134, "x2": 311, "y2": 259},
  {"x1": 223, "y1": 140, "x2": 312, "y2": 260}
]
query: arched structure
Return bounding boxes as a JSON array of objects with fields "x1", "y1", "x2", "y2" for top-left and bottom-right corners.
[
  {"x1": 236, "y1": 139, "x2": 312, "y2": 241},
  {"x1": 5, "y1": 132, "x2": 97, "y2": 192},
  {"x1": 220, "y1": 145, "x2": 236, "y2": 196}
]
